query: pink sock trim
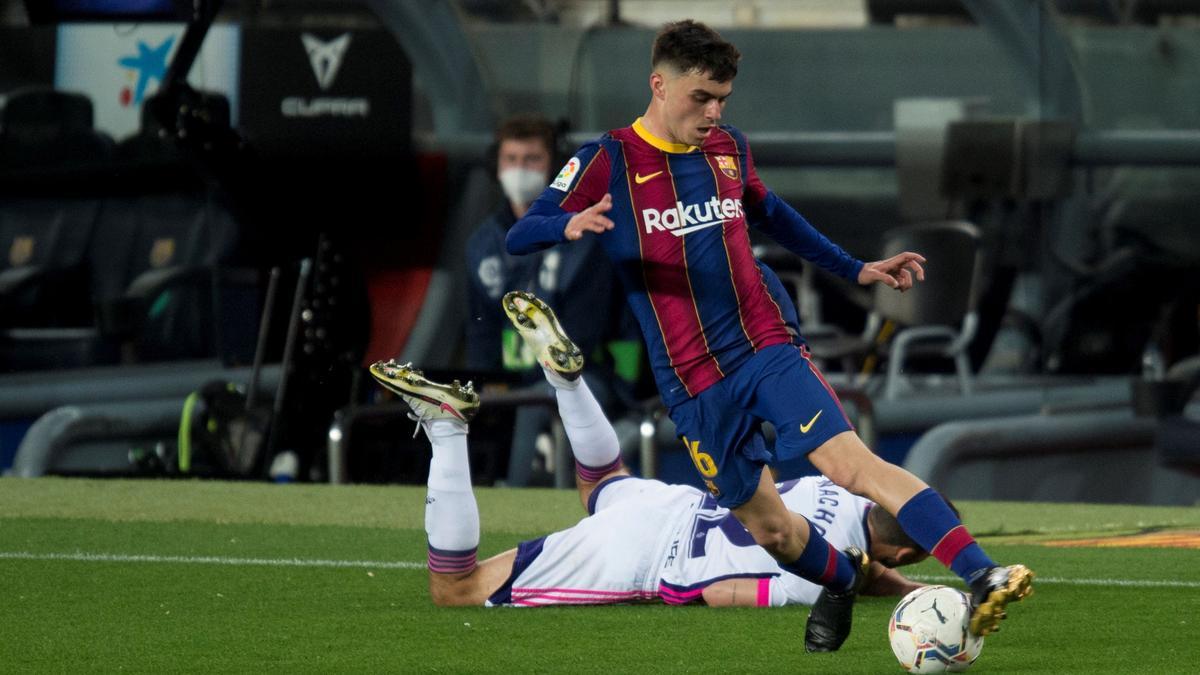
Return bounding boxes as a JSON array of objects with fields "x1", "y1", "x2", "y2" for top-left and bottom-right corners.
[
  {"x1": 576, "y1": 457, "x2": 623, "y2": 483},
  {"x1": 427, "y1": 547, "x2": 477, "y2": 574}
]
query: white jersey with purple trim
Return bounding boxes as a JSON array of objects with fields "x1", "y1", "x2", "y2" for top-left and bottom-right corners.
[
  {"x1": 657, "y1": 476, "x2": 871, "y2": 607},
  {"x1": 772, "y1": 476, "x2": 872, "y2": 605},
  {"x1": 485, "y1": 478, "x2": 702, "y2": 607},
  {"x1": 486, "y1": 475, "x2": 872, "y2": 608}
]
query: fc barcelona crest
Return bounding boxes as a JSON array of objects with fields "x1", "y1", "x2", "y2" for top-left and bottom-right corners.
[{"x1": 715, "y1": 155, "x2": 739, "y2": 180}]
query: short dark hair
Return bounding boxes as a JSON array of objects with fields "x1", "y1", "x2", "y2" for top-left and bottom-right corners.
[
  {"x1": 869, "y1": 495, "x2": 962, "y2": 552},
  {"x1": 495, "y1": 114, "x2": 556, "y2": 156},
  {"x1": 652, "y1": 20, "x2": 740, "y2": 83}
]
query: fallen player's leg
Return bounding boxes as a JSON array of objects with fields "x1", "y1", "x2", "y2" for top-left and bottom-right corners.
[
  {"x1": 368, "y1": 361, "x2": 512, "y2": 606},
  {"x1": 503, "y1": 290, "x2": 630, "y2": 510}
]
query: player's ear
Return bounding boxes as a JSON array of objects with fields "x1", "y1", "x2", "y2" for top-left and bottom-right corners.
[
  {"x1": 650, "y1": 71, "x2": 666, "y2": 100},
  {"x1": 898, "y1": 547, "x2": 926, "y2": 566}
]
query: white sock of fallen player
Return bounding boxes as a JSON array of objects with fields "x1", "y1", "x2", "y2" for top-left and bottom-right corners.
[
  {"x1": 423, "y1": 419, "x2": 479, "y2": 574},
  {"x1": 543, "y1": 367, "x2": 622, "y2": 481}
]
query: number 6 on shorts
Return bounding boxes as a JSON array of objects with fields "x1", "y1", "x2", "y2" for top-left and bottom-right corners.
[{"x1": 683, "y1": 437, "x2": 718, "y2": 478}]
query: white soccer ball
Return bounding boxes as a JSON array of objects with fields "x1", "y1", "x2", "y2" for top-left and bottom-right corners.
[{"x1": 888, "y1": 585, "x2": 983, "y2": 673}]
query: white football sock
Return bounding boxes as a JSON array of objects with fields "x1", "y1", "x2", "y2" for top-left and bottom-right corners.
[
  {"x1": 553, "y1": 376, "x2": 621, "y2": 474},
  {"x1": 423, "y1": 419, "x2": 479, "y2": 562}
]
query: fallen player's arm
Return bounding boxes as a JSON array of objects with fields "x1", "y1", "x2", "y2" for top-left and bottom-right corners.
[
  {"x1": 700, "y1": 578, "x2": 763, "y2": 607},
  {"x1": 861, "y1": 562, "x2": 924, "y2": 597},
  {"x1": 699, "y1": 563, "x2": 925, "y2": 608}
]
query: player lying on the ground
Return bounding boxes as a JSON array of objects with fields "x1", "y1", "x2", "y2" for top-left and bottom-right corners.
[{"x1": 368, "y1": 296, "x2": 940, "y2": 608}]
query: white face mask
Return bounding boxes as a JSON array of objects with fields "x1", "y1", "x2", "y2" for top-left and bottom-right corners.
[{"x1": 498, "y1": 167, "x2": 547, "y2": 207}]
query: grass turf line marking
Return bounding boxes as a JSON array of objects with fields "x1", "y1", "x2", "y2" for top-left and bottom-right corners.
[
  {"x1": 909, "y1": 573, "x2": 1200, "y2": 589},
  {"x1": 3, "y1": 552, "x2": 1198, "y2": 589},
  {"x1": 0, "y1": 551, "x2": 425, "y2": 570}
]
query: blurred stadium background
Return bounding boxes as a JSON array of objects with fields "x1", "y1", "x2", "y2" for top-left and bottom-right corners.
[{"x1": 1, "y1": 0, "x2": 1199, "y2": 500}]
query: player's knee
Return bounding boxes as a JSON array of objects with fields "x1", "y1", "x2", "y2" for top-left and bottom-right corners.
[
  {"x1": 745, "y1": 518, "x2": 798, "y2": 556},
  {"x1": 753, "y1": 530, "x2": 792, "y2": 556},
  {"x1": 824, "y1": 460, "x2": 867, "y2": 495},
  {"x1": 819, "y1": 446, "x2": 887, "y2": 497}
]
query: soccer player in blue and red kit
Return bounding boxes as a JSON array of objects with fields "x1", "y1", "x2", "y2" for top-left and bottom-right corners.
[{"x1": 506, "y1": 19, "x2": 1032, "y2": 651}]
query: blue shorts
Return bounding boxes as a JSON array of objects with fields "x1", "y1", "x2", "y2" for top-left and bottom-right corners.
[{"x1": 667, "y1": 343, "x2": 853, "y2": 509}]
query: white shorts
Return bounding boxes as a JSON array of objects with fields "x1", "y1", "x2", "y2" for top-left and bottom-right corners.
[{"x1": 485, "y1": 477, "x2": 702, "y2": 607}]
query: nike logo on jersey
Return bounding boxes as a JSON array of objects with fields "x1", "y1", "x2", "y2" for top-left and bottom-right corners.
[
  {"x1": 634, "y1": 170, "x2": 663, "y2": 184},
  {"x1": 642, "y1": 197, "x2": 743, "y2": 237},
  {"x1": 800, "y1": 410, "x2": 823, "y2": 433}
]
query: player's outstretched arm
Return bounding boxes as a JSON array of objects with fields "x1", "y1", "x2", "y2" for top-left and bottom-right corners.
[
  {"x1": 737, "y1": 131, "x2": 863, "y2": 282},
  {"x1": 702, "y1": 566, "x2": 924, "y2": 609},
  {"x1": 506, "y1": 199, "x2": 574, "y2": 254},
  {"x1": 506, "y1": 191, "x2": 613, "y2": 255},
  {"x1": 563, "y1": 193, "x2": 614, "y2": 240},
  {"x1": 856, "y1": 252, "x2": 926, "y2": 292},
  {"x1": 701, "y1": 578, "x2": 764, "y2": 607},
  {"x1": 750, "y1": 193, "x2": 865, "y2": 282},
  {"x1": 508, "y1": 142, "x2": 612, "y2": 255}
]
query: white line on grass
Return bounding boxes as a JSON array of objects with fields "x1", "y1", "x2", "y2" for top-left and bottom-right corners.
[
  {"x1": 0, "y1": 551, "x2": 425, "y2": 570},
  {"x1": 3, "y1": 552, "x2": 1199, "y2": 588},
  {"x1": 908, "y1": 574, "x2": 1200, "y2": 589}
]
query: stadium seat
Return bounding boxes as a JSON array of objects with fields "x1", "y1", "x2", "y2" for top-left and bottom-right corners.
[
  {"x1": 95, "y1": 189, "x2": 241, "y2": 358},
  {"x1": 0, "y1": 87, "x2": 112, "y2": 332},
  {"x1": 0, "y1": 84, "x2": 250, "y2": 371},
  {"x1": 0, "y1": 188, "x2": 242, "y2": 370},
  {"x1": 0, "y1": 196, "x2": 99, "y2": 329},
  {"x1": 0, "y1": 86, "x2": 114, "y2": 181}
]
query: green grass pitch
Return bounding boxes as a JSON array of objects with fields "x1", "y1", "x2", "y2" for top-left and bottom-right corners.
[{"x1": 1, "y1": 478, "x2": 1198, "y2": 673}]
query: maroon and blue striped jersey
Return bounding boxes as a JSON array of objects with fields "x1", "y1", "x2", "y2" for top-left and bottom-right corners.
[{"x1": 507, "y1": 119, "x2": 863, "y2": 407}]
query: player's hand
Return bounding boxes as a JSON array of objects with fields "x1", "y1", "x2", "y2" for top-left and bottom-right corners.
[
  {"x1": 564, "y1": 193, "x2": 614, "y2": 240},
  {"x1": 857, "y1": 251, "x2": 926, "y2": 292}
]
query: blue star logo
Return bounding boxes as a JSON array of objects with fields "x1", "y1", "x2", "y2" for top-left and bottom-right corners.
[{"x1": 117, "y1": 35, "x2": 175, "y2": 105}]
